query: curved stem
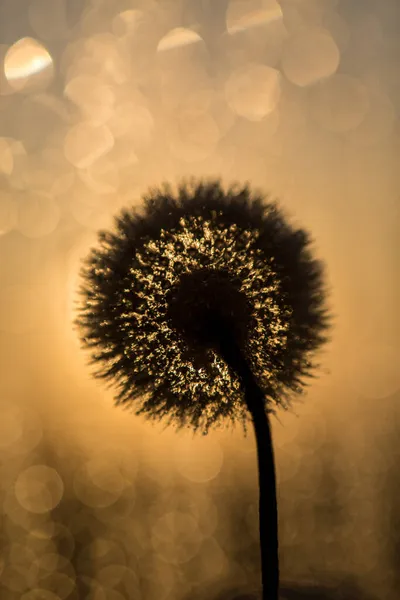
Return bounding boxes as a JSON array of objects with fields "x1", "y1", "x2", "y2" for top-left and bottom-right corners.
[
  {"x1": 218, "y1": 335, "x2": 279, "y2": 600},
  {"x1": 246, "y1": 378, "x2": 280, "y2": 600}
]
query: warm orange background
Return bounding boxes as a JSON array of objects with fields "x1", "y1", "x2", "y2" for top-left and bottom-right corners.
[{"x1": 0, "y1": 1, "x2": 399, "y2": 599}]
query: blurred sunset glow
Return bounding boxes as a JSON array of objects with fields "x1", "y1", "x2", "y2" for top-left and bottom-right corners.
[
  {"x1": 157, "y1": 28, "x2": 203, "y2": 52},
  {"x1": 0, "y1": 0, "x2": 399, "y2": 599},
  {"x1": 4, "y1": 37, "x2": 53, "y2": 89},
  {"x1": 226, "y1": 2, "x2": 283, "y2": 35}
]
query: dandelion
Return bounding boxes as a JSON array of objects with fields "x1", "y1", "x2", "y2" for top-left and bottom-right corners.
[{"x1": 76, "y1": 179, "x2": 330, "y2": 600}]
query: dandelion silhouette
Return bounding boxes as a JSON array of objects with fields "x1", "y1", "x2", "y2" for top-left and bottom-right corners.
[{"x1": 76, "y1": 179, "x2": 330, "y2": 600}]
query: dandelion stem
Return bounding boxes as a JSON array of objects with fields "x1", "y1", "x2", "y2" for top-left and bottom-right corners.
[
  {"x1": 245, "y1": 379, "x2": 280, "y2": 600},
  {"x1": 218, "y1": 331, "x2": 279, "y2": 600}
]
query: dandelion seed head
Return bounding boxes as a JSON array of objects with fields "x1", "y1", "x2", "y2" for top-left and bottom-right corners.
[{"x1": 76, "y1": 180, "x2": 329, "y2": 433}]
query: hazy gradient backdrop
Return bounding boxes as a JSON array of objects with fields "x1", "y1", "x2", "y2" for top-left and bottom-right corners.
[{"x1": 0, "y1": 1, "x2": 399, "y2": 599}]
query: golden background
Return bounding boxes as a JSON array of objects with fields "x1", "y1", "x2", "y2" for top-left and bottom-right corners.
[{"x1": 0, "y1": 1, "x2": 399, "y2": 598}]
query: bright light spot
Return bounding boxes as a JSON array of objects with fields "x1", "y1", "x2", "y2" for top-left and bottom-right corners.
[
  {"x1": 226, "y1": 0, "x2": 283, "y2": 35},
  {"x1": 157, "y1": 28, "x2": 203, "y2": 52},
  {"x1": 281, "y1": 28, "x2": 340, "y2": 87},
  {"x1": 225, "y1": 63, "x2": 281, "y2": 121},
  {"x1": 15, "y1": 465, "x2": 64, "y2": 514},
  {"x1": 4, "y1": 37, "x2": 53, "y2": 90}
]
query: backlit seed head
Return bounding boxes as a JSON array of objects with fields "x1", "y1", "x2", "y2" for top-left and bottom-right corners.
[{"x1": 76, "y1": 179, "x2": 330, "y2": 433}]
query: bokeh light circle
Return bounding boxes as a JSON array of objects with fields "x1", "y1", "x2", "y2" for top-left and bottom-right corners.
[
  {"x1": 174, "y1": 435, "x2": 223, "y2": 483},
  {"x1": 64, "y1": 75, "x2": 115, "y2": 125},
  {"x1": 226, "y1": 0, "x2": 283, "y2": 35},
  {"x1": 73, "y1": 459, "x2": 126, "y2": 508},
  {"x1": 309, "y1": 74, "x2": 370, "y2": 133},
  {"x1": 151, "y1": 510, "x2": 203, "y2": 565},
  {"x1": 112, "y1": 10, "x2": 145, "y2": 38},
  {"x1": 225, "y1": 63, "x2": 282, "y2": 121},
  {"x1": 157, "y1": 28, "x2": 203, "y2": 53},
  {"x1": 97, "y1": 565, "x2": 139, "y2": 592},
  {"x1": 64, "y1": 123, "x2": 114, "y2": 169},
  {"x1": 347, "y1": 88, "x2": 396, "y2": 146},
  {"x1": 4, "y1": 37, "x2": 53, "y2": 92},
  {"x1": 15, "y1": 465, "x2": 64, "y2": 514},
  {"x1": 281, "y1": 28, "x2": 340, "y2": 87}
]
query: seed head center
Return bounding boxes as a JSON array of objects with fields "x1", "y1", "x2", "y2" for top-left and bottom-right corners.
[{"x1": 167, "y1": 268, "x2": 252, "y2": 353}]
